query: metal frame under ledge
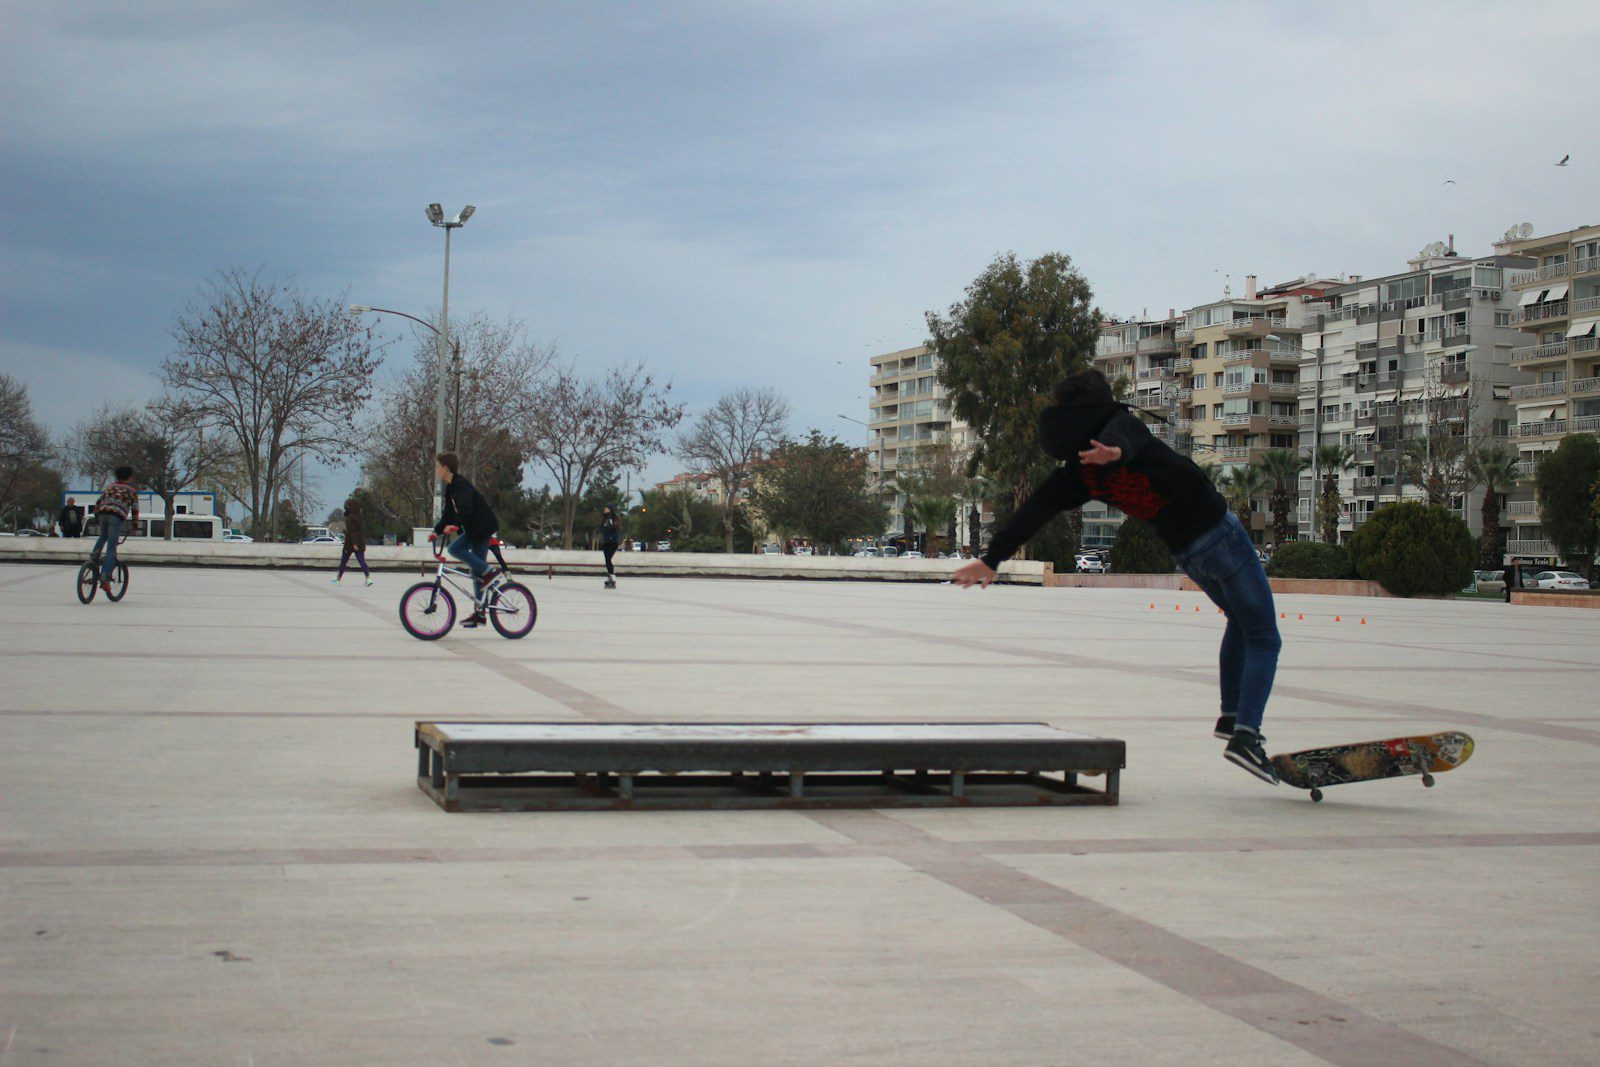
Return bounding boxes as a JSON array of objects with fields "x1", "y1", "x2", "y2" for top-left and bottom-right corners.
[{"x1": 413, "y1": 722, "x2": 1126, "y2": 812}]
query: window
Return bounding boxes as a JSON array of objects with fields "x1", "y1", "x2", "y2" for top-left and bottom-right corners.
[
  {"x1": 1474, "y1": 266, "x2": 1503, "y2": 289},
  {"x1": 1495, "y1": 311, "x2": 1512, "y2": 326}
]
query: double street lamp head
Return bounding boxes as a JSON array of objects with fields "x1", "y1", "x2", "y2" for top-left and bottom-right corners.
[
  {"x1": 427, "y1": 202, "x2": 476, "y2": 228},
  {"x1": 347, "y1": 304, "x2": 371, "y2": 314}
]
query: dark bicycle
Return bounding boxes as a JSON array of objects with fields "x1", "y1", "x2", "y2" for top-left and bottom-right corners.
[
  {"x1": 77, "y1": 527, "x2": 130, "y2": 604},
  {"x1": 399, "y1": 535, "x2": 537, "y2": 640}
]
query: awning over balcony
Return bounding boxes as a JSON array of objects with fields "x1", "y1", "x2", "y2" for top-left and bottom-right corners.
[
  {"x1": 1567, "y1": 319, "x2": 1598, "y2": 339},
  {"x1": 1519, "y1": 288, "x2": 1545, "y2": 306},
  {"x1": 1545, "y1": 282, "x2": 1569, "y2": 301}
]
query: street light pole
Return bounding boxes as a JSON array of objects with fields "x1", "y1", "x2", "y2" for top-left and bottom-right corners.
[{"x1": 425, "y1": 203, "x2": 474, "y2": 523}]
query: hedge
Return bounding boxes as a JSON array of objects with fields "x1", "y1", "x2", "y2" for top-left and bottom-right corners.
[
  {"x1": 1347, "y1": 501, "x2": 1473, "y2": 597},
  {"x1": 1266, "y1": 541, "x2": 1355, "y2": 580}
]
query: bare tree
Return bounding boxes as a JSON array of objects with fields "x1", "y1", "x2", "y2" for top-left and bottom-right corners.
[
  {"x1": 66, "y1": 398, "x2": 216, "y2": 539},
  {"x1": 675, "y1": 387, "x2": 790, "y2": 551},
  {"x1": 163, "y1": 270, "x2": 385, "y2": 539},
  {"x1": 0, "y1": 373, "x2": 54, "y2": 525},
  {"x1": 524, "y1": 362, "x2": 684, "y2": 547}
]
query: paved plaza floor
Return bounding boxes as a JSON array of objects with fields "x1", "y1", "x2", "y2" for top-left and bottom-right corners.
[{"x1": 1, "y1": 562, "x2": 1597, "y2": 1066}]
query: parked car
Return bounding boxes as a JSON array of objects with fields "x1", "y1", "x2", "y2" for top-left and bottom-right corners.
[
  {"x1": 1472, "y1": 570, "x2": 1506, "y2": 594},
  {"x1": 1529, "y1": 570, "x2": 1588, "y2": 590},
  {"x1": 304, "y1": 535, "x2": 341, "y2": 544},
  {"x1": 656, "y1": 540, "x2": 672, "y2": 552},
  {"x1": 880, "y1": 546, "x2": 898, "y2": 558},
  {"x1": 761, "y1": 544, "x2": 782, "y2": 555},
  {"x1": 793, "y1": 546, "x2": 814, "y2": 556},
  {"x1": 901, "y1": 550, "x2": 924, "y2": 559},
  {"x1": 223, "y1": 534, "x2": 254, "y2": 543},
  {"x1": 1075, "y1": 554, "x2": 1106, "y2": 573},
  {"x1": 15, "y1": 529, "x2": 47, "y2": 537},
  {"x1": 852, "y1": 547, "x2": 879, "y2": 558}
]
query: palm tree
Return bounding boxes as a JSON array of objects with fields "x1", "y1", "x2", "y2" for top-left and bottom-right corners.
[
  {"x1": 1467, "y1": 444, "x2": 1520, "y2": 569},
  {"x1": 1313, "y1": 443, "x2": 1355, "y2": 543},
  {"x1": 1255, "y1": 448, "x2": 1309, "y2": 547},
  {"x1": 1221, "y1": 465, "x2": 1268, "y2": 533}
]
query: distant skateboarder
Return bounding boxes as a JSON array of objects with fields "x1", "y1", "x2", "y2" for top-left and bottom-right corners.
[
  {"x1": 600, "y1": 506, "x2": 621, "y2": 588},
  {"x1": 952, "y1": 368, "x2": 1283, "y2": 784}
]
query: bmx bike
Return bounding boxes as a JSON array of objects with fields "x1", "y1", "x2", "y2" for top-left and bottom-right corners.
[
  {"x1": 76, "y1": 527, "x2": 130, "y2": 604},
  {"x1": 399, "y1": 535, "x2": 537, "y2": 640}
]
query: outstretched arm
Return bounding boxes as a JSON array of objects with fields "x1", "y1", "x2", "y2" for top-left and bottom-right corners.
[{"x1": 955, "y1": 468, "x2": 1088, "y2": 589}]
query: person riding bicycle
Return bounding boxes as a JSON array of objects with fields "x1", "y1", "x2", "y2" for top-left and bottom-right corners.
[
  {"x1": 90, "y1": 466, "x2": 139, "y2": 595},
  {"x1": 434, "y1": 451, "x2": 499, "y2": 629}
]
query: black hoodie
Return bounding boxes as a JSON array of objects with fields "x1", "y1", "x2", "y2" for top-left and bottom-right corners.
[{"x1": 980, "y1": 403, "x2": 1227, "y2": 568}]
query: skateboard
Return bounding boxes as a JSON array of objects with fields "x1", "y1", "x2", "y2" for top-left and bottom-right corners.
[{"x1": 1270, "y1": 731, "x2": 1474, "y2": 802}]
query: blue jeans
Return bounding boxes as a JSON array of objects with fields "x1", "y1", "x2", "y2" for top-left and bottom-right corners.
[
  {"x1": 91, "y1": 514, "x2": 124, "y2": 578},
  {"x1": 447, "y1": 534, "x2": 490, "y2": 602},
  {"x1": 1171, "y1": 512, "x2": 1281, "y2": 735}
]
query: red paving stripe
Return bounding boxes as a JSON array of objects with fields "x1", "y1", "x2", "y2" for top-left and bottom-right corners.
[
  {"x1": 806, "y1": 810, "x2": 1497, "y2": 1067},
  {"x1": 4, "y1": 831, "x2": 1593, "y2": 869}
]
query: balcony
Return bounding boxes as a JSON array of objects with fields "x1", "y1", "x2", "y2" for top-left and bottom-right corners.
[
  {"x1": 1325, "y1": 409, "x2": 1353, "y2": 424},
  {"x1": 1511, "y1": 341, "x2": 1568, "y2": 364},
  {"x1": 1575, "y1": 257, "x2": 1600, "y2": 277},
  {"x1": 1268, "y1": 381, "x2": 1299, "y2": 399},
  {"x1": 1507, "y1": 500, "x2": 1541, "y2": 517},
  {"x1": 1516, "y1": 419, "x2": 1567, "y2": 438},
  {"x1": 1298, "y1": 413, "x2": 1317, "y2": 428},
  {"x1": 1572, "y1": 294, "x2": 1600, "y2": 316},
  {"x1": 1222, "y1": 380, "x2": 1257, "y2": 397},
  {"x1": 1268, "y1": 415, "x2": 1300, "y2": 430},
  {"x1": 1571, "y1": 376, "x2": 1600, "y2": 397},
  {"x1": 1138, "y1": 335, "x2": 1178, "y2": 354},
  {"x1": 1220, "y1": 413, "x2": 1255, "y2": 426},
  {"x1": 1575, "y1": 414, "x2": 1600, "y2": 433},
  {"x1": 1175, "y1": 326, "x2": 1195, "y2": 341},
  {"x1": 1514, "y1": 460, "x2": 1540, "y2": 479},
  {"x1": 1174, "y1": 387, "x2": 1193, "y2": 400},
  {"x1": 1508, "y1": 262, "x2": 1572, "y2": 286},
  {"x1": 1173, "y1": 356, "x2": 1193, "y2": 370},
  {"x1": 1423, "y1": 324, "x2": 1472, "y2": 345},
  {"x1": 1509, "y1": 380, "x2": 1570, "y2": 401},
  {"x1": 1353, "y1": 442, "x2": 1377, "y2": 460},
  {"x1": 1137, "y1": 366, "x2": 1176, "y2": 381},
  {"x1": 1222, "y1": 348, "x2": 1261, "y2": 366},
  {"x1": 1512, "y1": 300, "x2": 1568, "y2": 324},
  {"x1": 1576, "y1": 335, "x2": 1600, "y2": 355},
  {"x1": 1506, "y1": 539, "x2": 1555, "y2": 556},
  {"x1": 1216, "y1": 445, "x2": 1263, "y2": 461},
  {"x1": 1439, "y1": 362, "x2": 1470, "y2": 384},
  {"x1": 1353, "y1": 476, "x2": 1379, "y2": 492},
  {"x1": 1324, "y1": 303, "x2": 1374, "y2": 323}
]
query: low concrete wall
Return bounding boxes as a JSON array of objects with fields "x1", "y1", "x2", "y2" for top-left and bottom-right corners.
[
  {"x1": 1511, "y1": 589, "x2": 1600, "y2": 608},
  {"x1": 1045, "y1": 571, "x2": 1402, "y2": 598},
  {"x1": 0, "y1": 540, "x2": 1050, "y2": 585}
]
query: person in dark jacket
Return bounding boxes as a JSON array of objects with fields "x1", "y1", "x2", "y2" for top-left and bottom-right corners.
[
  {"x1": 331, "y1": 495, "x2": 372, "y2": 586},
  {"x1": 952, "y1": 368, "x2": 1283, "y2": 784},
  {"x1": 600, "y1": 505, "x2": 621, "y2": 587},
  {"x1": 434, "y1": 451, "x2": 500, "y2": 628},
  {"x1": 57, "y1": 498, "x2": 83, "y2": 538}
]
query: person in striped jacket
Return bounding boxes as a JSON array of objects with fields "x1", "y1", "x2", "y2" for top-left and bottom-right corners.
[{"x1": 91, "y1": 466, "x2": 139, "y2": 594}]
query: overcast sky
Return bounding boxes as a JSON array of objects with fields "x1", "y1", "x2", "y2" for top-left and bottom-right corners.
[{"x1": 3, "y1": 0, "x2": 1596, "y2": 511}]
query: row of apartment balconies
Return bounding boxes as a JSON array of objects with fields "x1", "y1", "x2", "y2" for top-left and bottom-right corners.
[
  {"x1": 1509, "y1": 376, "x2": 1600, "y2": 401},
  {"x1": 1516, "y1": 414, "x2": 1600, "y2": 438},
  {"x1": 1511, "y1": 335, "x2": 1600, "y2": 364},
  {"x1": 1508, "y1": 258, "x2": 1600, "y2": 287}
]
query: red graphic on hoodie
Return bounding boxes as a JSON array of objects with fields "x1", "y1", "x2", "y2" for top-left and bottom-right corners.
[{"x1": 1081, "y1": 465, "x2": 1166, "y2": 521}]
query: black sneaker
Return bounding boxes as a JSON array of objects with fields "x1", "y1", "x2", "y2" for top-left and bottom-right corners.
[
  {"x1": 1224, "y1": 729, "x2": 1278, "y2": 784},
  {"x1": 461, "y1": 611, "x2": 487, "y2": 629},
  {"x1": 1213, "y1": 714, "x2": 1236, "y2": 740}
]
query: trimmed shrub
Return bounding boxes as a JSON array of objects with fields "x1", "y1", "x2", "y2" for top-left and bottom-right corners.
[
  {"x1": 1266, "y1": 541, "x2": 1355, "y2": 580},
  {"x1": 1348, "y1": 501, "x2": 1473, "y2": 597},
  {"x1": 1108, "y1": 517, "x2": 1173, "y2": 574}
]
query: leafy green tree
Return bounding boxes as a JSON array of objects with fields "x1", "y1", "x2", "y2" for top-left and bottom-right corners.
[
  {"x1": 896, "y1": 439, "x2": 969, "y2": 557},
  {"x1": 1, "y1": 373, "x2": 57, "y2": 529},
  {"x1": 927, "y1": 251, "x2": 1100, "y2": 529},
  {"x1": 1466, "y1": 444, "x2": 1519, "y2": 568},
  {"x1": 1267, "y1": 541, "x2": 1354, "y2": 580},
  {"x1": 1254, "y1": 448, "x2": 1307, "y2": 547},
  {"x1": 1221, "y1": 465, "x2": 1267, "y2": 534},
  {"x1": 1534, "y1": 433, "x2": 1600, "y2": 578},
  {"x1": 1313, "y1": 443, "x2": 1354, "y2": 544},
  {"x1": 1108, "y1": 517, "x2": 1172, "y2": 574},
  {"x1": 1348, "y1": 501, "x2": 1474, "y2": 597},
  {"x1": 749, "y1": 431, "x2": 887, "y2": 554}
]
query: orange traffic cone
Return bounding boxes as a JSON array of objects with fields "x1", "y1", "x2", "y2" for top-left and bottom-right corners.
[
  {"x1": 1280, "y1": 611, "x2": 1286, "y2": 619},
  {"x1": 1360, "y1": 617, "x2": 1367, "y2": 625},
  {"x1": 1194, "y1": 606, "x2": 1201, "y2": 612},
  {"x1": 1297, "y1": 613, "x2": 1304, "y2": 620},
  {"x1": 1334, "y1": 615, "x2": 1341, "y2": 622},
  {"x1": 1174, "y1": 605, "x2": 1180, "y2": 611}
]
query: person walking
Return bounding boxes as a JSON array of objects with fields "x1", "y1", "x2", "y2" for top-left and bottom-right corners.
[
  {"x1": 331, "y1": 495, "x2": 372, "y2": 586},
  {"x1": 952, "y1": 368, "x2": 1283, "y2": 784},
  {"x1": 57, "y1": 497, "x2": 83, "y2": 538},
  {"x1": 600, "y1": 505, "x2": 621, "y2": 588}
]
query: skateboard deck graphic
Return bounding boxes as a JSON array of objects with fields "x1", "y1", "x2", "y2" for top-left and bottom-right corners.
[{"x1": 1270, "y1": 731, "x2": 1474, "y2": 802}]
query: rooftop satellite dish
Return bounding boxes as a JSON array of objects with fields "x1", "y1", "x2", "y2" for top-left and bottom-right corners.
[{"x1": 1519, "y1": 222, "x2": 1534, "y2": 239}]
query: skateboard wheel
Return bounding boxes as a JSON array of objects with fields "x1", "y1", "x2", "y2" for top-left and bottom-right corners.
[
  {"x1": 1309, "y1": 788, "x2": 1323, "y2": 803},
  {"x1": 1422, "y1": 774, "x2": 1435, "y2": 788}
]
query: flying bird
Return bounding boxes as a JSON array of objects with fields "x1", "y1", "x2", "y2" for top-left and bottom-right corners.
[
  {"x1": 1442, "y1": 179, "x2": 1456, "y2": 185},
  {"x1": 1556, "y1": 155, "x2": 1569, "y2": 166}
]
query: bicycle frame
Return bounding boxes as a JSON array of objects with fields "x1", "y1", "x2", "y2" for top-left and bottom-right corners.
[{"x1": 423, "y1": 544, "x2": 522, "y2": 617}]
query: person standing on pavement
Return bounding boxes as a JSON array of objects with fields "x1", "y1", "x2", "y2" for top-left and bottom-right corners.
[
  {"x1": 57, "y1": 498, "x2": 83, "y2": 538},
  {"x1": 600, "y1": 505, "x2": 621, "y2": 587},
  {"x1": 331, "y1": 495, "x2": 372, "y2": 586}
]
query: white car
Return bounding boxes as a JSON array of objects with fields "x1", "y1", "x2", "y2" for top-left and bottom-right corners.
[
  {"x1": 656, "y1": 540, "x2": 672, "y2": 552},
  {"x1": 793, "y1": 546, "x2": 814, "y2": 556},
  {"x1": 305, "y1": 535, "x2": 341, "y2": 544},
  {"x1": 761, "y1": 544, "x2": 782, "y2": 555},
  {"x1": 901, "y1": 550, "x2": 924, "y2": 559},
  {"x1": 1529, "y1": 570, "x2": 1588, "y2": 590},
  {"x1": 852, "y1": 547, "x2": 879, "y2": 558},
  {"x1": 16, "y1": 529, "x2": 47, "y2": 537},
  {"x1": 1075, "y1": 554, "x2": 1106, "y2": 573},
  {"x1": 223, "y1": 534, "x2": 254, "y2": 543}
]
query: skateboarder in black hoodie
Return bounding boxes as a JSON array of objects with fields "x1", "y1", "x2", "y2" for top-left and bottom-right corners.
[{"x1": 952, "y1": 369, "x2": 1282, "y2": 783}]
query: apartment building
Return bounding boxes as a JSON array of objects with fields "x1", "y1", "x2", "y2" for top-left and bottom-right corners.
[
  {"x1": 1296, "y1": 244, "x2": 1533, "y2": 543},
  {"x1": 867, "y1": 344, "x2": 979, "y2": 541},
  {"x1": 1490, "y1": 223, "x2": 1600, "y2": 564}
]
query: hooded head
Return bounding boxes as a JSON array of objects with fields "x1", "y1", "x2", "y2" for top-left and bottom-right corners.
[
  {"x1": 1039, "y1": 369, "x2": 1122, "y2": 460},
  {"x1": 344, "y1": 496, "x2": 360, "y2": 517}
]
